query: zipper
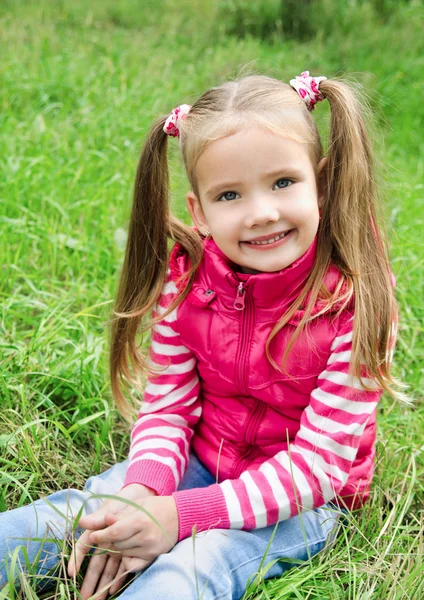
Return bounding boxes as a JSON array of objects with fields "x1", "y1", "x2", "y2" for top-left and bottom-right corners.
[
  {"x1": 244, "y1": 400, "x2": 267, "y2": 444},
  {"x1": 231, "y1": 279, "x2": 265, "y2": 478},
  {"x1": 232, "y1": 401, "x2": 267, "y2": 478},
  {"x1": 233, "y1": 282, "x2": 254, "y2": 396},
  {"x1": 233, "y1": 445, "x2": 261, "y2": 479},
  {"x1": 234, "y1": 282, "x2": 245, "y2": 310}
]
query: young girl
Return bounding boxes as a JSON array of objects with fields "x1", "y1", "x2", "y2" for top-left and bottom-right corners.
[{"x1": 0, "y1": 71, "x2": 399, "y2": 600}]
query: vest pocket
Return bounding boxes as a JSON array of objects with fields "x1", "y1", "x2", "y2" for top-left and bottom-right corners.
[{"x1": 186, "y1": 285, "x2": 217, "y2": 308}]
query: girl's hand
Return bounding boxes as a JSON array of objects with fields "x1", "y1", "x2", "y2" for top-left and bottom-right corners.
[
  {"x1": 67, "y1": 483, "x2": 156, "y2": 598},
  {"x1": 76, "y1": 537, "x2": 127, "y2": 600},
  {"x1": 89, "y1": 495, "x2": 179, "y2": 567},
  {"x1": 74, "y1": 482, "x2": 157, "y2": 536}
]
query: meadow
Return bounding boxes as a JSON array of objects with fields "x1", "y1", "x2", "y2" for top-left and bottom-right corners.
[{"x1": 0, "y1": 0, "x2": 423, "y2": 598}]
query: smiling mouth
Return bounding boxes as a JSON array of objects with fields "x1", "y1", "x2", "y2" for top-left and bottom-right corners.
[{"x1": 243, "y1": 230, "x2": 293, "y2": 246}]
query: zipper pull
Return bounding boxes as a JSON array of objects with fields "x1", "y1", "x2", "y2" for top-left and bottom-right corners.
[{"x1": 234, "y1": 282, "x2": 246, "y2": 310}]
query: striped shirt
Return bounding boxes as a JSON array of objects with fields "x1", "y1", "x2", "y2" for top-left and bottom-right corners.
[{"x1": 124, "y1": 273, "x2": 384, "y2": 541}]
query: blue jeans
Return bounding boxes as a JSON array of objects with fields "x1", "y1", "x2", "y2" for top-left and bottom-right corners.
[{"x1": 0, "y1": 451, "x2": 344, "y2": 599}]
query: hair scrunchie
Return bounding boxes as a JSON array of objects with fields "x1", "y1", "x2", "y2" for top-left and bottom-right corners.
[
  {"x1": 289, "y1": 71, "x2": 327, "y2": 111},
  {"x1": 163, "y1": 104, "x2": 192, "y2": 137}
]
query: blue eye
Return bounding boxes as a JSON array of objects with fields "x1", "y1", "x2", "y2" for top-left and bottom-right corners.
[
  {"x1": 218, "y1": 191, "x2": 238, "y2": 202},
  {"x1": 274, "y1": 178, "x2": 293, "y2": 189}
]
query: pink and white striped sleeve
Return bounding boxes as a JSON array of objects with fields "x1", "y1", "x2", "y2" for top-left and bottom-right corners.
[
  {"x1": 124, "y1": 272, "x2": 201, "y2": 496},
  {"x1": 172, "y1": 313, "x2": 386, "y2": 541}
]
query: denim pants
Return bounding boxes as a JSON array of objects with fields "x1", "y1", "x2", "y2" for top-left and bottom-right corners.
[{"x1": 0, "y1": 450, "x2": 343, "y2": 599}]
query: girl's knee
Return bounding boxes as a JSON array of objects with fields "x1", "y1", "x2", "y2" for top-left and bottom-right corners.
[{"x1": 0, "y1": 500, "x2": 76, "y2": 589}]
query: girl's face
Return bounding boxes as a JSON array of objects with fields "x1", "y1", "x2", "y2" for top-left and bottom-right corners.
[{"x1": 186, "y1": 126, "x2": 326, "y2": 274}]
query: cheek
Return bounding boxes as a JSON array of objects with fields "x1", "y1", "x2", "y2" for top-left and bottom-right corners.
[
  {"x1": 293, "y1": 206, "x2": 319, "y2": 238},
  {"x1": 294, "y1": 194, "x2": 319, "y2": 220},
  {"x1": 209, "y1": 209, "x2": 238, "y2": 232},
  {"x1": 201, "y1": 207, "x2": 218, "y2": 229}
]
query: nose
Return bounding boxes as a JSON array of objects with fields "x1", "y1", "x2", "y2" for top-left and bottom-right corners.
[{"x1": 244, "y1": 197, "x2": 280, "y2": 229}]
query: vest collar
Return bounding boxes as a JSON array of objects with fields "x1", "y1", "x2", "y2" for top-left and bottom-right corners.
[{"x1": 199, "y1": 237, "x2": 317, "y2": 315}]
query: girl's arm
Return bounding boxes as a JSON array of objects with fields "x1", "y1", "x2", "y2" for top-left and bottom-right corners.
[
  {"x1": 171, "y1": 312, "x2": 388, "y2": 541},
  {"x1": 123, "y1": 270, "x2": 201, "y2": 495},
  {"x1": 71, "y1": 271, "x2": 198, "y2": 582}
]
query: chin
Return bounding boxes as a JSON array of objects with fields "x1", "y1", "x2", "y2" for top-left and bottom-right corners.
[
  {"x1": 264, "y1": 259, "x2": 292, "y2": 271},
  {"x1": 248, "y1": 264, "x2": 286, "y2": 274}
]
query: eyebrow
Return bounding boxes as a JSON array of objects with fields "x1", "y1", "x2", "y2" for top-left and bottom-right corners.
[{"x1": 204, "y1": 168, "x2": 304, "y2": 198}]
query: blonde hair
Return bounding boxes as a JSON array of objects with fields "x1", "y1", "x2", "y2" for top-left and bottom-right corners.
[{"x1": 110, "y1": 74, "x2": 403, "y2": 419}]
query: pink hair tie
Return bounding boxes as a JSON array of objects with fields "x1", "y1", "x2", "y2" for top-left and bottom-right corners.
[
  {"x1": 290, "y1": 71, "x2": 327, "y2": 111},
  {"x1": 163, "y1": 104, "x2": 192, "y2": 138}
]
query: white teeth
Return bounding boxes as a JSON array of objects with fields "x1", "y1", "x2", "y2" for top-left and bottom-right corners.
[{"x1": 248, "y1": 231, "x2": 288, "y2": 245}]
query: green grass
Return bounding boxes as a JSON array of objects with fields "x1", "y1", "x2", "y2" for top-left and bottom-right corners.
[{"x1": 1, "y1": 0, "x2": 423, "y2": 598}]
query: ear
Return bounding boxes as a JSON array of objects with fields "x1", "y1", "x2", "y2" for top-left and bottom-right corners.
[
  {"x1": 186, "y1": 191, "x2": 209, "y2": 232},
  {"x1": 317, "y1": 157, "x2": 328, "y2": 208}
]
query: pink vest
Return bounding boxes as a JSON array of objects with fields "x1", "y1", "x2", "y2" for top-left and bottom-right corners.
[{"x1": 169, "y1": 237, "x2": 376, "y2": 507}]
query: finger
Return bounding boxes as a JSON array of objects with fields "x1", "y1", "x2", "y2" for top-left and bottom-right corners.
[
  {"x1": 79, "y1": 547, "x2": 110, "y2": 600},
  {"x1": 91, "y1": 554, "x2": 122, "y2": 600},
  {"x1": 123, "y1": 555, "x2": 151, "y2": 573},
  {"x1": 76, "y1": 501, "x2": 120, "y2": 531},
  {"x1": 107, "y1": 536, "x2": 143, "y2": 551},
  {"x1": 79, "y1": 504, "x2": 135, "y2": 531},
  {"x1": 68, "y1": 529, "x2": 95, "y2": 577},
  {"x1": 118, "y1": 546, "x2": 148, "y2": 558},
  {"x1": 89, "y1": 517, "x2": 142, "y2": 546},
  {"x1": 108, "y1": 561, "x2": 128, "y2": 596},
  {"x1": 77, "y1": 510, "x2": 110, "y2": 531},
  {"x1": 104, "y1": 512, "x2": 119, "y2": 526}
]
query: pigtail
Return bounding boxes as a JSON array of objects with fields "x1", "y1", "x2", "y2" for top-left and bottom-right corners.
[
  {"x1": 268, "y1": 78, "x2": 404, "y2": 400},
  {"x1": 318, "y1": 79, "x2": 400, "y2": 396},
  {"x1": 318, "y1": 79, "x2": 380, "y2": 271},
  {"x1": 267, "y1": 79, "x2": 407, "y2": 401},
  {"x1": 109, "y1": 116, "x2": 202, "y2": 419}
]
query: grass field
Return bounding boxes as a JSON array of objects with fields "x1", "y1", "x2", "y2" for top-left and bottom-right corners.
[{"x1": 1, "y1": 0, "x2": 423, "y2": 598}]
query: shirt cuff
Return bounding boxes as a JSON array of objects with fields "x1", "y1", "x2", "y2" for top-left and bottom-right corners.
[
  {"x1": 172, "y1": 484, "x2": 230, "y2": 541},
  {"x1": 124, "y1": 460, "x2": 178, "y2": 496}
]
